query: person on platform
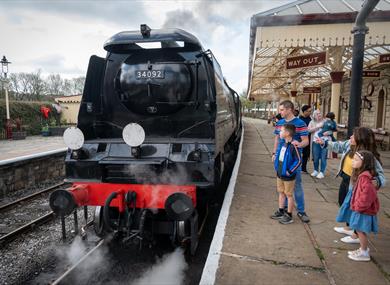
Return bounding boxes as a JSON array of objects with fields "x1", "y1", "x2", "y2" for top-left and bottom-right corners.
[
  {"x1": 299, "y1": 105, "x2": 312, "y2": 173},
  {"x1": 347, "y1": 151, "x2": 380, "y2": 262},
  {"x1": 271, "y1": 124, "x2": 302, "y2": 224},
  {"x1": 272, "y1": 100, "x2": 310, "y2": 223},
  {"x1": 316, "y1": 127, "x2": 385, "y2": 244},
  {"x1": 308, "y1": 110, "x2": 327, "y2": 179},
  {"x1": 316, "y1": 112, "x2": 337, "y2": 143}
]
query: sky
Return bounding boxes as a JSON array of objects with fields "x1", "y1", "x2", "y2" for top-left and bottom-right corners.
[{"x1": 0, "y1": 0, "x2": 293, "y2": 94}]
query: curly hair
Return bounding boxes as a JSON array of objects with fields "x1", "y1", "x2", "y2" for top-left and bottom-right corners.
[{"x1": 349, "y1": 127, "x2": 382, "y2": 165}]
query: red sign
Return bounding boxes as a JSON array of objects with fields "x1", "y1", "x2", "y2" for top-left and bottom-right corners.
[
  {"x1": 303, "y1": 87, "x2": 321, "y2": 93},
  {"x1": 379, "y1": 54, "x2": 390, "y2": 63},
  {"x1": 286, "y1": 52, "x2": 327, "y2": 70}
]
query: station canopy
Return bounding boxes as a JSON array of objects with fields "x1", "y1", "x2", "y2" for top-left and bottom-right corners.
[{"x1": 248, "y1": 0, "x2": 390, "y2": 101}]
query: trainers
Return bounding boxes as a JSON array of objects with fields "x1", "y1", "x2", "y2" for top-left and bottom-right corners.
[
  {"x1": 279, "y1": 213, "x2": 293, "y2": 224},
  {"x1": 348, "y1": 248, "x2": 369, "y2": 256},
  {"x1": 334, "y1": 227, "x2": 354, "y2": 236},
  {"x1": 341, "y1": 236, "x2": 360, "y2": 244},
  {"x1": 316, "y1": 172, "x2": 325, "y2": 179},
  {"x1": 270, "y1": 210, "x2": 284, "y2": 220},
  {"x1": 348, "y1": 250, "x2": 370, "y2": 262},
  {"x1": 311, "y1": 170, "x2": 319, "y2": 177},
  {"x1": 297, "y1": 212, "x2": 310, "y2": 223}
]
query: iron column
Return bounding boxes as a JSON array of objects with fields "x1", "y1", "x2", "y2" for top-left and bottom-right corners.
[{"x1": 347, "y1": 0, "x2": 379, "y2": 136}]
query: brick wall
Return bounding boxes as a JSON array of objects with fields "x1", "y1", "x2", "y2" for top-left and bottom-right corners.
[{"x1": 0, "y1": 152, "x2": 66, "y2": 199}]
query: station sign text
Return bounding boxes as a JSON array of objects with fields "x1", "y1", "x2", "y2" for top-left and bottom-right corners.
[
  {"x1": 349, "y1": 70, "x2": 381, "y2": 78},
  {"x1": 303, "y1": 87, "x2": 321, "y2": 93},
  {"x1": 379, "y1": 54, "x2": 390, "y2": 63},
  {"x1": 286, "y1": 52, "x2": 327, "y2": 70}
]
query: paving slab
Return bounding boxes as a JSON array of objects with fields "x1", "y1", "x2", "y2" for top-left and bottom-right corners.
[
  {"x1": 0, "y1": 135, "x2": 66, "y2": 161},
  {"x1": 216, "y1": 254, "x2": 329, "y2": 285},
  {"x1": 322, "y1": 247, "x2": 390, "y2": 285}
]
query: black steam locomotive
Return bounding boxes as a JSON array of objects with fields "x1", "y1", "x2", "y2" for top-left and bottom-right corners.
[{"x1": 50, "y1": 25, "x2": 242, "y2": 254}]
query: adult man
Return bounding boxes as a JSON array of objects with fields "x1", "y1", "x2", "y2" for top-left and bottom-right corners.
[
  {"x1": 272, "y1": 100, "x2": 310, "y2": 223},
  {"x1": 299, "y1": 105, "x2": 312, "y2": 173}
]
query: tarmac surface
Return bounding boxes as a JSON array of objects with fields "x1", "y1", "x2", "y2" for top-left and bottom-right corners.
[{"x1": 207, "y1": 117, "x2": 390, "y2": 285}]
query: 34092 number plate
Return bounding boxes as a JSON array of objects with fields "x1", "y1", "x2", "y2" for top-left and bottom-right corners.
[{"x1": 135, "y1": 70, "x2": 165, "y2": 79}]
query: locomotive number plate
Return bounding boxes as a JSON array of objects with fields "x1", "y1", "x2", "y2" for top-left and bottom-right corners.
[{"x1": 135, "y1": 70, "x2": 165, "y2": 79}]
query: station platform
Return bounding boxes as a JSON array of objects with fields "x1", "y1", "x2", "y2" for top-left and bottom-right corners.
[
  {"x1": 0, "y1": 136, "x2": 66, "y2": 163},
  {"x1": 201, "y1": 118, "x2": 390, "y2": 285}
]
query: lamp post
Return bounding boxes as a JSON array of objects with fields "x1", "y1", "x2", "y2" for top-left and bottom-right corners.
[{"x1": 1, "y1": 55, "x2": 12, "y2": 139}]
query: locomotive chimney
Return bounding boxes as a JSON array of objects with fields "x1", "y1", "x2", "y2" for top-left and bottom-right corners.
[{"x1": 140, "y1": 24, "x2": 151, "y2": 38}]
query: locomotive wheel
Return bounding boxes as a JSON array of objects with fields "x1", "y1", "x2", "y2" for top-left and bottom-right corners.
[
  {"x1": 93, "y1": 206, "x2": 106, "y2": 237},
  {"x1": 173, "y1": 220, "x2": 187, "y2": 245}
]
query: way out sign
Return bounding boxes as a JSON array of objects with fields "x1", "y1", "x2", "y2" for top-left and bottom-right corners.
[{"x1": 286, "y1": 52, "x2": 327, "y2": 70}]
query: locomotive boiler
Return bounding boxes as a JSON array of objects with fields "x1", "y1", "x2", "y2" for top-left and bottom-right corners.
[{"x1": 49, "y1": 25, "x2": 242, "y2": 254}]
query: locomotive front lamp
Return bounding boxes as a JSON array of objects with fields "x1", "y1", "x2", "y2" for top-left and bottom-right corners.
[
  {"x1": 63, "y1": 127, "x2": 85, "y2": 150},
  {"x1": 123, "y1": 123, "x2": 145, "y2": 147}
]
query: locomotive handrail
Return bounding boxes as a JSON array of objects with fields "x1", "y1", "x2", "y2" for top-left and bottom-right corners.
[{"x1": 177, "y1": 120, "x2": 210, "y2": 138}]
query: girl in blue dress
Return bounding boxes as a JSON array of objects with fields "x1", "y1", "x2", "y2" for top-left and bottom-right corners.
[
  {"x1": 346, "y1": 151, "x2": 380, "y2": 261},
  {"x1": 317, "y1": 127, "x2": 385, "y2": 243}
]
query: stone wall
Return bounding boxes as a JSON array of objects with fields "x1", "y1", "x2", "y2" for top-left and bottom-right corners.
[
  {"x1": 319, "y1": 65, "x2": 390, "y2": 130},
  {"x1": 0, "y1": 151, "x2": 66, "y2": 199}
]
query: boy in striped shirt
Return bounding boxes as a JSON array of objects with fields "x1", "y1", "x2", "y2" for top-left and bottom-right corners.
[{"x1": 272, "y1": 100, "x2": 310, "y2": 223}]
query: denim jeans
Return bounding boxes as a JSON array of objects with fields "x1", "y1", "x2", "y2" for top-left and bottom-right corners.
[
  {"x1": 284, "y1": 167, "x2": 305, "y2": 213},
  {"x1": 312, "y1": 142, "x2": 327, "y2": 173}
]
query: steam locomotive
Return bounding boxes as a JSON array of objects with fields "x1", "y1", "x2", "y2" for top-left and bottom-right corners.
[{"x1": 49, "y1": 25, "x2": 242, "y2": 254}]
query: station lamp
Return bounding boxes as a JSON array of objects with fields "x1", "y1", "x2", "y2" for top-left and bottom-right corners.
[{"x1": 1, "y1": 55, "x2": 12, "y2": 139}]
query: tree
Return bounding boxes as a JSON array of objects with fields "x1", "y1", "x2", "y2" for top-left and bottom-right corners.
[
  {"x1": 7, "y1": 72, "x2": 86, "y2": 100},
  {"x1": 28, "y1": 70, "x2": 46, "y2": 100},
  {"x1": 46, "y1": 74, "x2": 64, "y2": 96},
  {"x1": 63, "y1": 77, "x2": 85, "y2": 95}
]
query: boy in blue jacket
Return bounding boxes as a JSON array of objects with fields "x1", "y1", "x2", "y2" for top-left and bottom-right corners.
[{"x1": 271, "y1": 124, "x2": 302, "y2": 224}]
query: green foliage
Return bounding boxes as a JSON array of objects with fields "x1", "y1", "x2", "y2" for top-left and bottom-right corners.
[
  {"x1": 239, "y1": 96, "x2": 255, "y2": 111},
  {"x1": 41, "y1": 124, "x2": 49, "y2": 132},
  {"x1": 0, "y1": 100, "x2": 54, "y2": 135}
]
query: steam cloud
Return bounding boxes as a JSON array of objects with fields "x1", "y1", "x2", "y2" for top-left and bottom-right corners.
[
  {"x1": 133, "y1": 248, "x2": 188, "y2": 285},
  {"x1": 55, "y1": 236, "x2": 108, "y2": 283}
]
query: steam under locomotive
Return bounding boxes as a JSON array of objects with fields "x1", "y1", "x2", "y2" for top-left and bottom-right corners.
[{"x1": 49, "y1": 25, "x2": 242, "y2": 254}]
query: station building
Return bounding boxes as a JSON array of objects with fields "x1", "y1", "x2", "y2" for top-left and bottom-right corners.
[
  {"x1": 54, "y1": 94, "x2": 82, "y2": 124},
  {"x1": 247, "y1": 0, "x2": 390, "y2": 143}
]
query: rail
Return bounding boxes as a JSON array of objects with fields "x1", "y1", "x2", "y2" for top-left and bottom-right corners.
[
  {"x1": 0, "y1": 182, "x2": 65, "y2": 212},
  {"x1": 51, "y1": 239, "x2": 105, "y2": 285},
  {"x1": 0, "y1": 212, "x2": 54, "y2": 247}
]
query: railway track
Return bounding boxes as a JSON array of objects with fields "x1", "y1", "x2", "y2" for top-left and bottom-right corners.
[
  {"x1": 0, "y1": 182, "x2": 66, "y2": 247},
  {"x1": 0, "y1": 182, "x2": 65, "y2": 212},
  {"x1": 51, "y1": 239, "x2": 105, "y2": 285}
]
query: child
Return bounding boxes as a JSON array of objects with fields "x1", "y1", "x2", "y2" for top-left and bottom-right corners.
[
  {"x1": 348, "y1": 150, "x2": 380, "y2": 262},
  {"x1": 315, "y1": 112, "x2": 337, "y2": 142},
  {"x1": 271, "y1": 124, "x2": 302, "y2": 224}
]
